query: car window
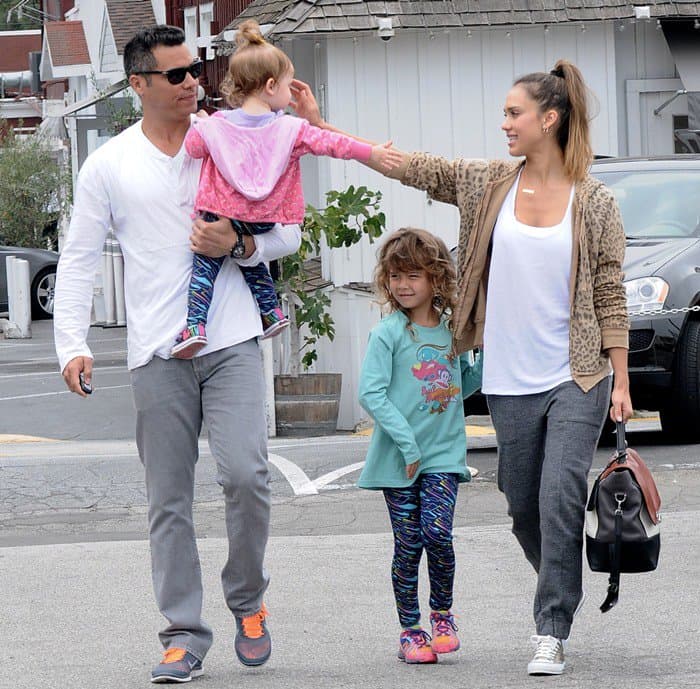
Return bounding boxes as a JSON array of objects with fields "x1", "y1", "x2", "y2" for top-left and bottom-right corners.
[{"x1": 592, "y1": 170, "x2": 700, "y2": 239}]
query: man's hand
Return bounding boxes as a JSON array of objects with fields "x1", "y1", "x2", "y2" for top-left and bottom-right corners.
[
  {"x1": 406, "y1": 460, "x2": 419, "y2": 480},
  {"x1": 190, "y1": 216, "x2": 256, "y2": 259},
  {"x1": 370, "y1": 141, "x2": 404, "y2": 171},
  {"x1": 289, "y1": 79, "x2": 323, "y2": 125},
  {"x1": 62, "y1": 356, "x2": 93, "y2": 398}
]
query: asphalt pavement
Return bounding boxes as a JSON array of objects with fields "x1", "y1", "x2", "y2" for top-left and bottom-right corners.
[{"x1": 1, "y1": 322, "x2": 700, "y2": 689}]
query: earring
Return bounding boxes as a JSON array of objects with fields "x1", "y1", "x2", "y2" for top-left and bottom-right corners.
[
  {"x1": 542, "y1": 124, "x2": 550, "y2": 134},
  {"x1": 433, "y1": 294, "x2": 444, "y2": 309}
]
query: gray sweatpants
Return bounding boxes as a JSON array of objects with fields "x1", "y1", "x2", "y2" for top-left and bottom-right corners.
[
  {"x1": 130, "y1": 339, "x2": 271, "y2": 660},
  {"x1": 487, "y1": 378, "x2": 610, "y2": 639}
]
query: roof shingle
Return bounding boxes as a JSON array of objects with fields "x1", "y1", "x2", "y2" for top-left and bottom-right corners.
[
  {"x1": 45, "y1": 21, "x2": 90, "y2": 67},
  {"x1": 215, "y1": 0, "x2": 700, "y2": 40},
  {"x1": 104, "y1": 0, "x2": 157, "y2": 54}
]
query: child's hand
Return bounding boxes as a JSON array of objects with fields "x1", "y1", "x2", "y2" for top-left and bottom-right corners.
[
  {"x1": 370, "y1": 141, "x2": 404, "y2": 171},
  {"x1": 406, "y1": 460, "x2": 419, "y2": 479},
  {"x1": 195, "y1": 109, "x2": 210, "y2": 119}
]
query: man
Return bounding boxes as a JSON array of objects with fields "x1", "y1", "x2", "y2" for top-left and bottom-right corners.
[{"x1": 54, "y1": 26, "x2": 300, "y2": 683}]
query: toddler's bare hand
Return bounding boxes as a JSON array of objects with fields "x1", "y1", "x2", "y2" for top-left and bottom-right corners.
[{"x1": 406, "y1": 461, "x2": 419, "y2": 479}]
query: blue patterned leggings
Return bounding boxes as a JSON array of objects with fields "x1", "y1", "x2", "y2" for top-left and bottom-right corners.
[
  {"x1": 186, "y1": 213, "x2": 279, "y2": 328},
  {"x1": 383, "y1": 473, "x2": 459, "y2": 628}
]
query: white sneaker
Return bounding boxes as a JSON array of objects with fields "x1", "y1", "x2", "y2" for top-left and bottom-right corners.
[{"x1": 527, "y1": 635, "x2": 565, "y2": 675}]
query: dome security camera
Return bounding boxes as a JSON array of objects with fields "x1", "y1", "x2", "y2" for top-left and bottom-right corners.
[{"x1": 377, "y1": 17, "x2": 395, "y2": 41}]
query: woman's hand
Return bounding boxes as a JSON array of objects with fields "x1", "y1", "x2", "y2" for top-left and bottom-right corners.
[
  {"x1": 406, "y1": 460, "x2": 419, "y2": 479},
  {"x1": 289, "y1": 79, "x2": 323, "y2": 125},
  {"x1": 607, "y1": 347, "x2": 633, "y2": 423},
  {"x1": 370, "y1": 141, "x2": 404, "y2": 171},
  {"x1": 610, "y1": 384, "x2": 634, "y2": 423}
]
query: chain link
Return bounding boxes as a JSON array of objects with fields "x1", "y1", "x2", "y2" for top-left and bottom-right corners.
[{"x1": 631, "y1": 305, "x2": 700, "y2": 318}]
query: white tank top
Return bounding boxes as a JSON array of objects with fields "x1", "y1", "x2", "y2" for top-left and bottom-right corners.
[{"x1": 481, "y1": 172, "x2": 575, "y2": 395}]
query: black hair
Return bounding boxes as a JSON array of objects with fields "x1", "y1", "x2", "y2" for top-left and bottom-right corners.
[{"x1": 123, "y1": 25, "x2": 186, "y2": 77}]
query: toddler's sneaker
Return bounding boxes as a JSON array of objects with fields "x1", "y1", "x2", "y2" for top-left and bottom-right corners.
[
  {"x1": 397, "y1": 628, "x2": 438, "y2": 664},
  {"x1": 527, "y1": 635, "x2": 565, "y2": 675},
  {"x1": 234, "y1": 603, "x2": 271, "y2": 666},
  {"x1": 260, "y1": 308, "x2": 289, "y2": 340},
  {"x1": 151, "y1": 647, "x2": 203, "y2": 683},
  {"x1": 429, "y1": 610, "x2": 460, "y2": 654},
  {"x1": 171, "y1": 324, "x2": 208, "y2": 359}
]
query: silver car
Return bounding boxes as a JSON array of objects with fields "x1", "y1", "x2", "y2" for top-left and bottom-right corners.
[{"x1": 0, "y1": 245, "x2": 58, "y2": 319}]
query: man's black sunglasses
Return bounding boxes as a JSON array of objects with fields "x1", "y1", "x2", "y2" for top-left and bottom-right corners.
[{"x1": 134, "y1": 59, "x2": 203, "y2": 85}]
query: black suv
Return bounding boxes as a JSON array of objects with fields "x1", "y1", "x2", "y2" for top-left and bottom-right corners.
[{"x1": 591, "y1": 155, "x2": 700, "y2": 440}]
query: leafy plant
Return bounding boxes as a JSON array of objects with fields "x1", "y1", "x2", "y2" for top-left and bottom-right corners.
[
  {"x1": 277, "y1": 185, "x2": 387, "y2": 373},
  {"x1": 89, "y1": 74, "x2": 142, "y2": 136},
  {"x1": 0, "y1": 121, "x2": 71, "y2": 248}
]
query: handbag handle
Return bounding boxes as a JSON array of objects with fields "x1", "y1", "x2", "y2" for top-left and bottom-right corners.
[{"x1": 615, "y1": 420, "x2": 627, "y2": 461}]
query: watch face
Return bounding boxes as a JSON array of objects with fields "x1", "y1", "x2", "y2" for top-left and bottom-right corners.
[{"x1": 231, "y1": 233, "x2": 246, "y2": 258}]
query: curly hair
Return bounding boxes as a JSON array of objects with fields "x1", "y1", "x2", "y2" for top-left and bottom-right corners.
[
  {"x1": 219, "y1": 19, "x2": 293, "y2": 107},
  {"x1": 373, "y1": 227, "x2": 457, "y2": 331}
]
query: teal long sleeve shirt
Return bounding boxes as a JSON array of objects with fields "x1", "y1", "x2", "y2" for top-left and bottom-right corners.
[{"x1": 358, "y1": 311, "x2": 483, "y2": 490}]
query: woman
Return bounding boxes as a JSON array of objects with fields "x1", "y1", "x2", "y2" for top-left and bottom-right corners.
[{"x1": 291, "y1": 60, "x2": 632, "y2": 675}]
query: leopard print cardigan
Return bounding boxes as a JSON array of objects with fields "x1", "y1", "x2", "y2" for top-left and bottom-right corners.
[{"x1": 402, "y1": 153, "x2": 629, "y2": 393}]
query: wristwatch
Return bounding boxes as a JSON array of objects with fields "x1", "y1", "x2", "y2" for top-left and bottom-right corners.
[{"x1": 230, "y1": 223, "x2": 246, "y2": 259}]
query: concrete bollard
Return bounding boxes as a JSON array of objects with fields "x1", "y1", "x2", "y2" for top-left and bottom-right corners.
[{"x1": 4, "y1": 256, "x2": 32, "y2": 339}]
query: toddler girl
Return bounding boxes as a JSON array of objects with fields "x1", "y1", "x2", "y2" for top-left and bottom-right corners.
[{"x1": 172, "y1": 20, "x2": 399, "y2": 357}]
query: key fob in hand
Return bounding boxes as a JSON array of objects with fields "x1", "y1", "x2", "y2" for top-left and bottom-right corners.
[{"x1": 79, "y1": 373, "x2": 93, "y2": 395}]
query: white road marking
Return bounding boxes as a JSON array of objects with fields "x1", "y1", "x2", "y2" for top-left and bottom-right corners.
[
  {"x1": 267, "y1": 453, "x2": 318, "y2": 495},
  {"x1": 0, "y1": 350, "x2": 127, "y2": 365},
  {"x1": 313, "y1": 462, "x2": 365, "y2": 490},
  {"x1": 0, "y1": 385, "x2": 131, "y2": 402},
  {"x1": 0, "y1": 365, "x2": 128, "y2": 380}
]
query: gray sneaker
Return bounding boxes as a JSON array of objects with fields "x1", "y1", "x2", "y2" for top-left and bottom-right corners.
[
  {"x1": 527, "y1": 635, "x2": 565, "y2": 675},
  {"x1": 151, "y1": 648, "x2": 203, "y2": 683}
]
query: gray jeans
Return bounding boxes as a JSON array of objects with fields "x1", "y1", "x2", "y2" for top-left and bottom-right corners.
[
  {"x1": 130, "y1": 339, "x2": 270, "y2": 660},
  {"x1": 487, "y1": 378, "x2": 610, "y2": 639}
]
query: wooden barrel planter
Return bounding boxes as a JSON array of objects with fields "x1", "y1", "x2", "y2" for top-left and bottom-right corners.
[{"x1": 274, "y1": 373, "x2": 342, "y2": 437}]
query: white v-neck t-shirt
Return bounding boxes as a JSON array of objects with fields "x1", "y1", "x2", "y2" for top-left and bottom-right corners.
[{"x1": 481, "y1": 173, "x2": 575, "y2": 395}]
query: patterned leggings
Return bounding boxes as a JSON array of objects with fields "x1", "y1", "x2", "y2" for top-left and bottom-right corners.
[
  {"x1": 186, "y1": 212, "x2": 279, "y2": 328},
  {"x1": 383, "y1": 473, "x2": 459, "y2": 628}
]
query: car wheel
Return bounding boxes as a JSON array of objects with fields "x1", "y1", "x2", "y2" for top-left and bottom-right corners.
[
  {"x1": 660, "y1": 320, "x2": 700, "y2": 442},
  {"x1": 30, "y1": 267, "x2": 56, "y2": 320}
]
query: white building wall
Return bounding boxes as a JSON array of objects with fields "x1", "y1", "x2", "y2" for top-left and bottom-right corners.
[
  {"x1": 307, "y1": 22, "x2": 619, "y2": 429},
  {"x1": 613, "y1": 21, "x2": 682, "y2": 156},
  {"x1": 314, "y1": 288, "x2": 383, "y2": 430}
]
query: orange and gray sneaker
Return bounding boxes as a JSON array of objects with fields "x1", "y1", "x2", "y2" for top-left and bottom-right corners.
[
  {"x1": 234, "y1": 603, "x2": 271, "y2": 666},
  {"x1": 429, "y1": 610, "x2": 461, "y2": 654},
  {"x1": 151, "y1": 647, "x2": 203, "y2": 683},
  {"x1": 398, "y1": 628, "x2": 438, "y2": 664}
]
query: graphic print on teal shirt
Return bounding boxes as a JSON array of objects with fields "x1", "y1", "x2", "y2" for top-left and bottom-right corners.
[
  {"x1": 357, "y1": 311, "x2": 480, "y2": 490},
  {"x1": 411, "y1": 343, "x2": 461, "y2": 414}
]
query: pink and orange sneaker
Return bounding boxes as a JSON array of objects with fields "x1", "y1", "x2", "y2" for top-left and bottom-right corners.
[
  {"x1": 397, "y1": 628, "x2": 438, "y2": 664},
  {"x1": 429, "y1": 610, "x2": 460, "y2": 654},
  {"x1": 171, "y1": 324, "x2": 207, "y2": 359}
]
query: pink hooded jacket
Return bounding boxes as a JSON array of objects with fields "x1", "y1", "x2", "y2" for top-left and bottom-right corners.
[{"x1": 185, "y1": 111, "x2": 372, "y2": 223}]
